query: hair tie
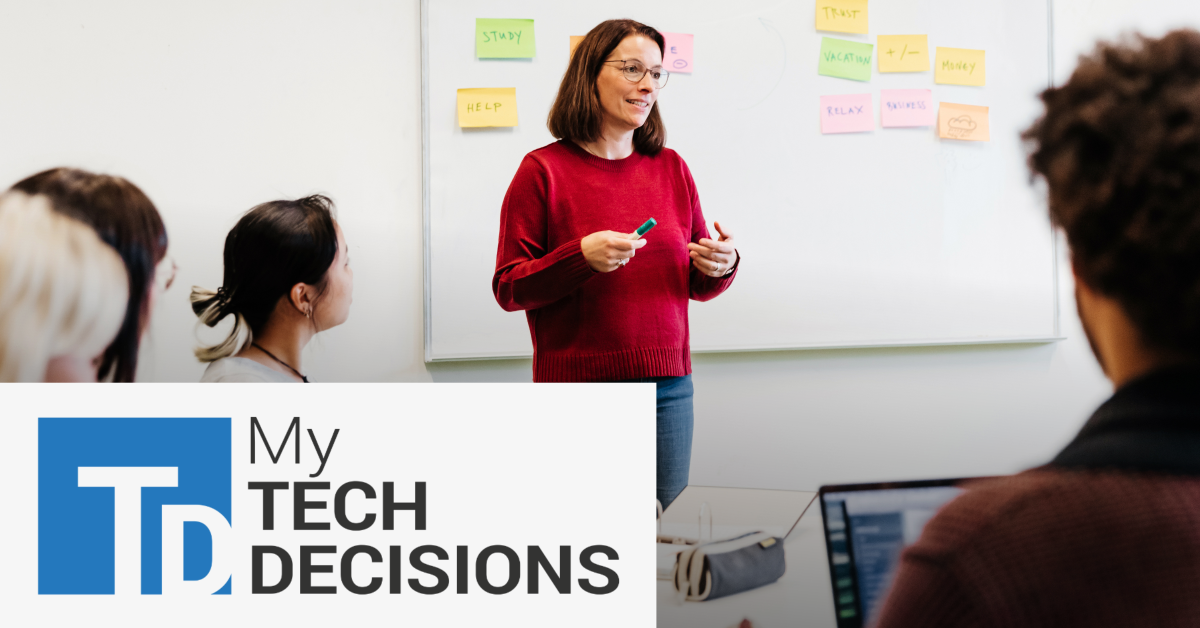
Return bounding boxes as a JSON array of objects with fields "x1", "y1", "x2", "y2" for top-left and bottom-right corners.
[{"x1": 215, "y1": 287, "x2": 231, "y2": 304}]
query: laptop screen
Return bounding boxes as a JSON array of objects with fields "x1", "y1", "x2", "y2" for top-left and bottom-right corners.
[{"x1": 819, "y1": 479, "x2": 981, "y2": 628}]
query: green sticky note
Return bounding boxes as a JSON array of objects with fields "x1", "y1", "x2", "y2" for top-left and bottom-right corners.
[
  {"x1": 818, "y1": 37, "x2": 873, "y2": 81},
  {"x1": 476, "y1": 18, "x2": 536, "y2": 58}
]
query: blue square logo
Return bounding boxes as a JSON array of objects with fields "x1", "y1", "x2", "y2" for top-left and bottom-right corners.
[{"x1": 38, "y1": 418, "x2": 233, "y2": 595}]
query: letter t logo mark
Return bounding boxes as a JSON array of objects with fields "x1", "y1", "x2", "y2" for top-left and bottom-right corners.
[{"x1": 78, "y1": 467, "x2": 177, "y2": 595}]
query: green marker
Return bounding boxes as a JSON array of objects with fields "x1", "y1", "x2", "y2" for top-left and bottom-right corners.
[{"x1": 633, "y1": 218, "x2": 657, "y2": 240}]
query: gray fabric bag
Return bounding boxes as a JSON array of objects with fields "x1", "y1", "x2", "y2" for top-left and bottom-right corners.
[{"x1": 671, "y1": 531, "x2": 786, "y2": 601}]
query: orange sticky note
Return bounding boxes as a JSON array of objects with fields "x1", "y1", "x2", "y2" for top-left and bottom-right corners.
[
  {"x1": 457, "y1": 88, "x2": 518, "y2": 128},
  {"x1": 938, "y1": 102, "x2": 989, "y2": 141},
  {"x1": 570, "y1": 35, "x2": 585, "y2": 57},
  {"x1": 815, "y1": 0, "x2": 868, "y2": 35}
]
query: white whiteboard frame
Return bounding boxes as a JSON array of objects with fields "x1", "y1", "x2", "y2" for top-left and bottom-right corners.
[{"x1": 421, "y1": 0, "x2": 1063, "y2": 362}]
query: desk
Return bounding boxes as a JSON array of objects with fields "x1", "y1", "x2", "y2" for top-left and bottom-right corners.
[{"x1": 657, "y1": 486, "x2": 837, "y2": 628}]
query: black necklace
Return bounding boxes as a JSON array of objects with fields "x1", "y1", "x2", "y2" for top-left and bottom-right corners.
[{"x1": 252, "y1": 342, "x2": 309, "y2": 383}]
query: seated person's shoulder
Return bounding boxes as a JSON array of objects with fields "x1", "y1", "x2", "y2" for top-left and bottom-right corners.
[
  {"x1": 200, "y1": 357, "x2": 294, "y2": 383},
  {"x1": 913, "y1": 469, "x2": 1200, "y2": 563},
  {"x1": 904, "y1": 472, "x2": 1061, "y2": 556}
]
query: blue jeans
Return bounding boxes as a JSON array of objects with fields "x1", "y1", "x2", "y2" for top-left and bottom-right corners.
[{"x1": 623, "y1": 374, "x2": 694, "y2": 511}]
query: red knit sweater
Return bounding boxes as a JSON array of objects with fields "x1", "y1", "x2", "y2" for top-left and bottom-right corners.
[{"x1": 492, "y1": 140, "x2": 738, "y2": 382}]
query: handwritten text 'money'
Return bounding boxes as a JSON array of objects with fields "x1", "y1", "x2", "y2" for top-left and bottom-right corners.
[{"x1": 942, "y1": 60, "x2": 977, "y2": 74}]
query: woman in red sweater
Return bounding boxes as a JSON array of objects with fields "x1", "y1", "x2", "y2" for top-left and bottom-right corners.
[{"x1": 492, "y1": 19, "x2": 739, "y2": 509}]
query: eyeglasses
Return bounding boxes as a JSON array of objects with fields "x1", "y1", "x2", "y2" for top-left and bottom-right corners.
[{"x1": 603, "y1": 59, "x2": 669, "y2": 88}]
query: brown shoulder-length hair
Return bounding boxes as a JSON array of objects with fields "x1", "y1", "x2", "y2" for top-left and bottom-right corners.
[
  {"x1": 547, "y1": 19, "x2": 666, "y2": 155},
  {"x1": 10, "y1": 168, "x2": 168, "y2": 382}
]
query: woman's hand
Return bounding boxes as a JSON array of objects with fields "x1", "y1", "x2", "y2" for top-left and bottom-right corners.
[
  {"x1": 688, "y1": 221, "x2": 737, "y2": 277},
  {"x1": 581, "y1": 230, "x2": 647, "y2": 272}
]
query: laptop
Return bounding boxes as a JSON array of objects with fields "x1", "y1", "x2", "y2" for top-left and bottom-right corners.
[{"x1": 818, "y1": 478, "x2": 989, "y2": 627}]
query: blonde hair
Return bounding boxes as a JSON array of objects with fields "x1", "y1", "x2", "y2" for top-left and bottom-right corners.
[
  {"x1": 190, "y1": 285, "x2": 253, "y2": 362},
  {"x1": 0, "y1": 192, "x2": 129, "y2": 382}
]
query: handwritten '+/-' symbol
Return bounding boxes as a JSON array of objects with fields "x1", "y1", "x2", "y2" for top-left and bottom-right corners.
[{"x1": 886, "y1": 48, "x2": 896, "y2": 57}]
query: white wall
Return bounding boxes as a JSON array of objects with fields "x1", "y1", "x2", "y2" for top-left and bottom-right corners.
[
  {"x1": 0, "y1": 0, "x2": 429, "y2": 383},
  {"x1": 4, "y1": 0, "x2": 1194, "y2": 491}
]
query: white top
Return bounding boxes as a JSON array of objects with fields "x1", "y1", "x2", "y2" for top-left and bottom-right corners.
[{"x1": 200, "y1": 357, "x2": 299, "y2": 383}]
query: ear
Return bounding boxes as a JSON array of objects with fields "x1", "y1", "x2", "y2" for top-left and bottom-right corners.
[{"x1": 289, "y1": 283, "x2": 314, "y2": 318}]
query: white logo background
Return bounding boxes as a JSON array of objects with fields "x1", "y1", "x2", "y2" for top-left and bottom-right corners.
[{"x1": 3, "y1": 383, "x2": 655, "y2": 626}]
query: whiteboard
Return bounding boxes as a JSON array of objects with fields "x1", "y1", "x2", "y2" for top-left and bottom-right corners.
[{"x1": 423, "y1": 0, "x2": 1059, "y2": 361}]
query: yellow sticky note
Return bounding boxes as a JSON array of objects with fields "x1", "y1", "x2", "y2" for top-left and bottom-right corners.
[
  {"x1": 935, "y1": 47, "x2": 986, "y2": 86},
  {"x1": 570, "y1": 36, "x2": 585, "y2": 57},
  {"x1": 815, "y1": 0, "x2": 868, "y2": 35},
  {"x1": 457, "y1": 88, "x2": 518, "y2": 127},
  {"x1": 938, "y1": 102, "x2": 989, "y2": 141},
  {"x1": 878, "y1": 35, "x2": 929, "y2": 72}
]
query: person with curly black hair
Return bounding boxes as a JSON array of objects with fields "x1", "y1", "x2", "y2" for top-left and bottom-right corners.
[{"x1": 874, "y1": 30, "x2": 1200, "y2": 628}]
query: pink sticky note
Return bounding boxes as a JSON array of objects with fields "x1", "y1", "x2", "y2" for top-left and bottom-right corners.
[
  {"x1": 820, "y1": 94, "x2": 874, "y2": 134},
  {"x1": 663, "y1": 32, "x2": 694, "y2": 73},
  {"x1": 880, "y1": 89, "x2": 935, "y2": 127}
]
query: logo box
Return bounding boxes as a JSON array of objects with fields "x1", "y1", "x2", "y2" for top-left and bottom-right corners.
[{"x1": 38, "y1": 418, "x2": 232, "y2": 595}]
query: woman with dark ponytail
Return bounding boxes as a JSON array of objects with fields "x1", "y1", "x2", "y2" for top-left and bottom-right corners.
[{"x1": 192, "y1": 195, "x2": 353, "y2": 382}]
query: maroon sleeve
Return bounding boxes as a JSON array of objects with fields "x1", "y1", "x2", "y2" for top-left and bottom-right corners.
[
  {"x1": 680, "y1": 157, "x2": 739, "y2": 302},
  {"x1": 872, "y1": 553, "x2": 982, "y2": 628},
  {"x1": 492, "y1": 155, "x2": 596, "y2": 312},
  {"x1": 872, "y1": 480, "x2": 1028, "y2": 628}
]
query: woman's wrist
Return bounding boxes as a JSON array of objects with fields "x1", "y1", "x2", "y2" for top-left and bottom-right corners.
[{"x1": 721, "y1": 250, "x2": 740, "y2": 276}]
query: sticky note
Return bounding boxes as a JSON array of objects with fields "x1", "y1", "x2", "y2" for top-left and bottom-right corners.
[
  {"x1": 880, "y1": 89, "x2": 934, "y2": 127},
  {"x1": 476, "y1": 19, "x2": 536, "y2": 58},
  {"x1": 938, "y1": 102, "x2": 989, "y2": 141},
  {"x1": 570, "y1": 36, "x2": 585, "y2": 57},
  {"x1": 457, "y1": 88, "x2": 518, "y2": 127},
  {"x1": 820, "y1": 94, "x2": 874, "y2": 134},
  {"x1": 663, "y1": 32, "x2": 694, "y2": 73},
  {"x1": 935, "y1": 47, "x2": 986, "y2": 86},
  {"x1": 815, "y1": 0, "x2": 868, "y2": 35},
  {"x1": 878, "y1": 35, "x2": 929, "y2": 72},
  {"x1": 819, "y1": 37, "x2": 873, "y2": 81}
]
